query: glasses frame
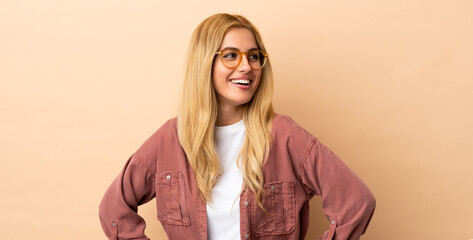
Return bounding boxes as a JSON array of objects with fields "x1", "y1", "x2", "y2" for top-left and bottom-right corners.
[{"x1": 215, "y1": 49, "x2": 268, "y2": 70}]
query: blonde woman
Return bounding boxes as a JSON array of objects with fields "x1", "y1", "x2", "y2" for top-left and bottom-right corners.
[{"x1": 99, "y1": 13, "x2": 375, "y2": 240}]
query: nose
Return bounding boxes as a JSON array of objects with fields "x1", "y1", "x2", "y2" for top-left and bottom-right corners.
[{"x1": 236, "y1": 53, "x2": 252, "y2": 72}]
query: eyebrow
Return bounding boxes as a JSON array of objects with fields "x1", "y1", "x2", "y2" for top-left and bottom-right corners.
[{"x1": 219, "y1": 47, "x2": 259, "y2": 52}]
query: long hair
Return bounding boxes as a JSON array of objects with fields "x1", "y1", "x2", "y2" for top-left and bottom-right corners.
[{"x1": 177, "y1": 13, "x2": 274, "y2": 209}]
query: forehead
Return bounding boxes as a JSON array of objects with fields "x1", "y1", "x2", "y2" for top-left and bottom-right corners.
[{"x1": 219, "y1": 28, "x2": 258, "y2": 50}]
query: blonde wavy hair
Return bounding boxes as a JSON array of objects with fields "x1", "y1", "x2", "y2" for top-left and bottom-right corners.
[{"x1": 177, "y1": 13, "x2": 274, "y2": 209}]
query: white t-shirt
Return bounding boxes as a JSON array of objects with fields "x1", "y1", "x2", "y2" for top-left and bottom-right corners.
[{"x1": 206, "y1": 119, "x2": 245, "y2": 240}]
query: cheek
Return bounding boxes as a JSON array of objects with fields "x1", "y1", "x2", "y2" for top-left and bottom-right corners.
[
  {"x1": 254, "y1": 71, "x2": 262, "y2": 87},
  {"x1": 212, "y1": 61, "x2": 226, "y2": 80},
  {"x1": 211, "y1": 64, "x2": 222, "y2": 88},
  {"x1": 213, "y1": 64, "x2": 233, "y2": 86},
  {"x1": 211, "y1": 61, "x2": 217, "y2": 81}
]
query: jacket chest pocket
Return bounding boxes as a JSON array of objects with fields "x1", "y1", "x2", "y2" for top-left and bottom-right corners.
[
  {"x1": 250, "y1": 181, "x2": 296, "y2": 237},
  {"x1": 156, "y1": 171, "x2": 190, "y2": 226}
]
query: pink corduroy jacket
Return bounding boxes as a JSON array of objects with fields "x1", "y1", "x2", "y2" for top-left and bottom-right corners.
[{"x1": 99, "y1": 114, "x2": 376, "y2": 240}]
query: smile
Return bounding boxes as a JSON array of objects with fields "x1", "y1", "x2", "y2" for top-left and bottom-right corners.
[{"x1": 230, "y1": 79, "x2": 251, "y2": 85}]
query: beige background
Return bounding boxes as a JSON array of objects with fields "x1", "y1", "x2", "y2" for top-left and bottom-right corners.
[{"x1": 1, "y1": 0, "x2": 472, "y2": 239}]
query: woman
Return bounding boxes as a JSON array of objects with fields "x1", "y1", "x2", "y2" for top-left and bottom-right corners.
[{"x1": 99, "y1": 13, "x2": 375, "y2": 240}]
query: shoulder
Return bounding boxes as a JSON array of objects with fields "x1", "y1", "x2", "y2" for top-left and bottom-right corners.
[
  {"x1": 271, "y1": 113, "x2": 317, "y2": 161},
  {"x1": 140, "y1": 117, "x2": 177, "y2": 144},
  {"x1": 272, "y1": 113, "x2": 316, "y2": 142},
  {"x1": 157, "y1": 117, "x2": 178, "y2": 134},
  {"x1": 133, "y1": 117, "x2": 179, "y2": 172},
  {"x1": 272, "y1": 113, "x2": 302, "y2": 129},
  {"x1": 267, "y1": 114, "x2": 321, "y2": 175},
  {"x1": 136, "y1": 117, "x2": 178, "y2": 158}
]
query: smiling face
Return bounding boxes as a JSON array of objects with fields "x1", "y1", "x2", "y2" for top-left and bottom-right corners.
[{"x1": 212, "y1": 27, "x2": 262, "y2": 108}]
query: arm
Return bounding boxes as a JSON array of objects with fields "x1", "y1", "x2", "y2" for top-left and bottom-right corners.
[
  {"x1": 99, "y1": 151, "x2": 156, "y2": 240},
  {"x1": 300, "y1": 137, "x2": 376, "y2": 240}
]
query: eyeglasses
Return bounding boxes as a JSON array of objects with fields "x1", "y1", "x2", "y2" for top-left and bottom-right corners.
[{"x1": 215, "y1": 48, "x2": 268, "y2": 70}]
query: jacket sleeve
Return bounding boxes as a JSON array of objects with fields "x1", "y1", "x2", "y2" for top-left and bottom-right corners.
[
  {"x1": 300, "y1": 137, "x2": 376, "y2": 240},
  {"x1": 99, "y1": 151, "x2": 156, "y2": 240}
]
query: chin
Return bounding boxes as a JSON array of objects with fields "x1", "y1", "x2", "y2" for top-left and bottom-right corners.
[{"x1": 227, "y1": 97, "x2": 253, "y2": 107}]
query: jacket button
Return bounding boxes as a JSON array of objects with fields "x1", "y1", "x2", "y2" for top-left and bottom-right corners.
[
  {"x1": 166, "y1": 175, "x2": 171, "y2": 180},
  {"x1": 270, "y1": 185, "x2": 275, "y2": 191},
  {"x1": 244, "y1": 233, "x2": 250, "y2": 238},
  {"x1": 331, "y1": 220, "x2": 336, "y2": 225},
  {"x1": 111, "y1": 222, "x2": 116, "y2": 227},
  {"x1": 244, "y1": 201, "x2": 249, "y2": 206}
]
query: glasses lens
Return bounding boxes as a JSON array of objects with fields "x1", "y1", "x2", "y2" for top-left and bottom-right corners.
[
  {"x1": 221, "y1": 49, "x2": 240, "y2": 68},
  {"x1": 248, "y1": 50, "x2": 266, "y2": 70}
]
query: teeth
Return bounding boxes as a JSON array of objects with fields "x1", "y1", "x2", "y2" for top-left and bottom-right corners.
[{"x1": 231, "y1": 79, "x2": 251, "y2": 84}]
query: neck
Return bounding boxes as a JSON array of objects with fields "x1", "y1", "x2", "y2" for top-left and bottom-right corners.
[{"x1": 216, "y1": 102, "x2": 244, "y2": 126}]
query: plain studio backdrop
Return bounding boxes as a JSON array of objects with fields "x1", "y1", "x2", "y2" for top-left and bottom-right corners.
[{"x1": 1, "y1": 0, "x2": 472, "y2": 239}]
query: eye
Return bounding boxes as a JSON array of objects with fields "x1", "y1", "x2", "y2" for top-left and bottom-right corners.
[
  {"x1": 222, "y1": 50, "x2": 238, "y2": 60},
  {"x1": 248, "y1": 51, "x2": 260, "y2": 62}
]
